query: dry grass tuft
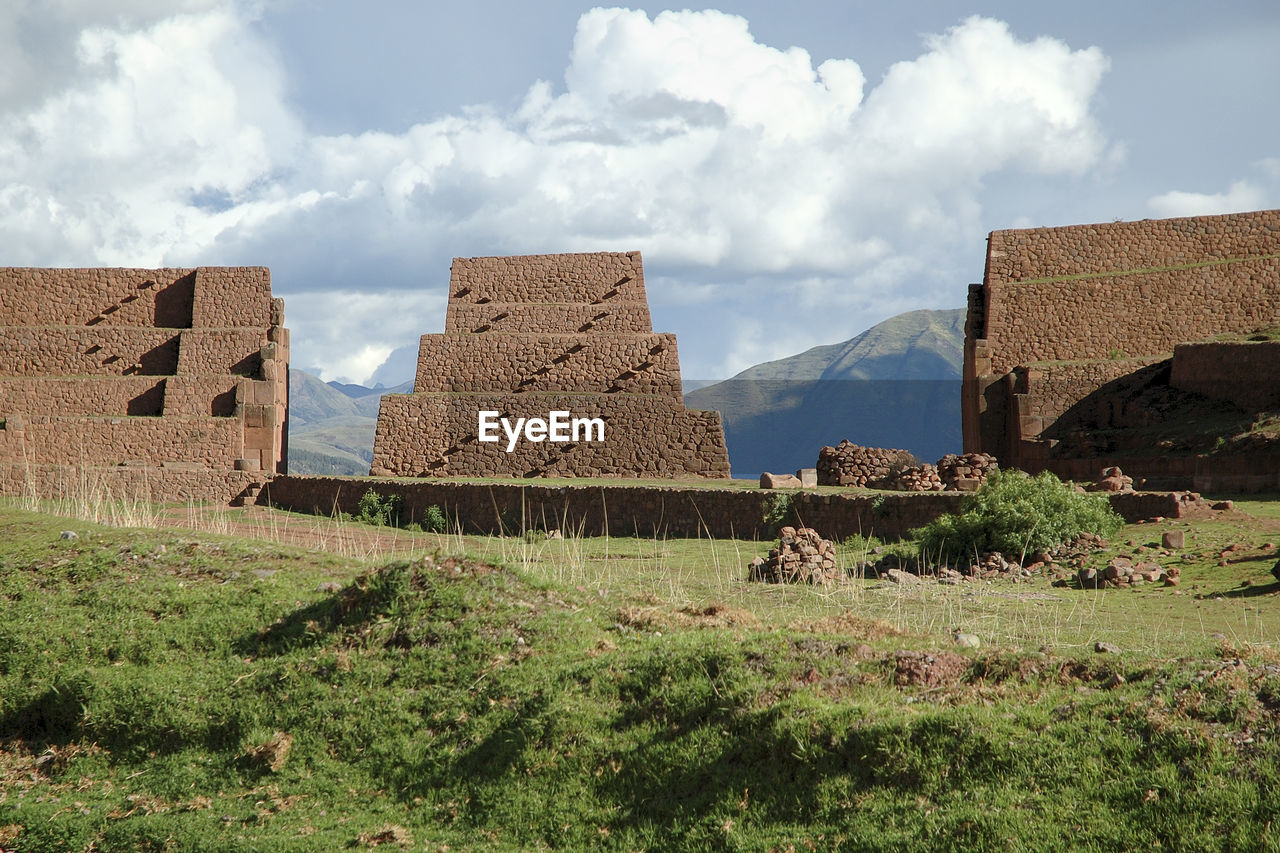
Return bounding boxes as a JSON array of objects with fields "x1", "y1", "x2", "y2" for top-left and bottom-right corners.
[
  {"x1": 244, "y1": 731, "x2": 293, "y2": 773},
  {"x1": 357, "y1": 823, "x2": 414, "y2": 848}
]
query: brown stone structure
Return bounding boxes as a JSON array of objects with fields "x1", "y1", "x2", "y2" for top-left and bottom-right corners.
[
  {"x1": 0, "y1": 267, "x2": 288, "y2": 503},
  {"x1": 963, "y1": 209, "x2": 1280, "y2": 485},
  {"x1": 261, "y1": 475, "x2": 1206, "y2": 541},
  {"x1": 371, "y1": 252, "x2": 729, "y2": 478}
]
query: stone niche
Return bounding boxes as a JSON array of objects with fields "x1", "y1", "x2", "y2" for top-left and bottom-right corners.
[
  {"x1": 0, "y1": 267, "x2": 289, "y2": 504},
  {"x1": 371, "y1": 251, "x2": 730, "y2": 479}
]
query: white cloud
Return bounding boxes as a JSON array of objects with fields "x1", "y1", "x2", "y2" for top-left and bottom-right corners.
[
  {"x1": 1147, "y1": 177, "x2": 1276, "y2": 218},
  {"x1": 0, "y1": 6, "x2": 1114, "y2": 380}
]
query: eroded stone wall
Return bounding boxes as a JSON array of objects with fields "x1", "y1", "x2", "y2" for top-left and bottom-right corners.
[
  {"x1": 963, "y1": 209, "x2": 1280, "y2": 479},
  {"x1": 372, "y1": 251, "x2": 729, "y2": 479},
  {"x1": 0, "y1": 267, "x2": 289, "y2": 503}
]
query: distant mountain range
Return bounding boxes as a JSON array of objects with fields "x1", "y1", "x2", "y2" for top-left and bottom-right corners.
[
  {"x1": 287, "y1": 371, "x2": 410, "y2": 476},
  {"x1": 285, "y1": 308, "x2": 966, "y2": 478},
  {"x1": 684, "y1": 309, "x2": 964, "y2": 478}
]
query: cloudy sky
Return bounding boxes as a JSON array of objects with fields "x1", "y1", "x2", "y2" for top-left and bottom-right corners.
[{"x1": 3, "y1": 1, "x2": 1278, "y2": 384}]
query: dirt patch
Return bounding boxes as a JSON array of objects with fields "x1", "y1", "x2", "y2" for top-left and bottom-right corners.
[
  {"x1": 615, "y1": 601, "x2": 760, "y2": 630},
  {"x1": 894, "y1": 650, "x2": 973, "y2": 688},
  {"x1": 798, "y1": 612, "x2": 905, "y2": 640}
]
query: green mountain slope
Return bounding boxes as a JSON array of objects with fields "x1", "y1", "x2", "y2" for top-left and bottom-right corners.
[
  {"x1": 726, "y1": 309, "x2": 964, "y2": 382},
  {"x1": 288, "y1": 368, "x2": 363, "y2": 429},
  {"x1": 685, "y1": 309, "x2": 965, "y2": 478}
]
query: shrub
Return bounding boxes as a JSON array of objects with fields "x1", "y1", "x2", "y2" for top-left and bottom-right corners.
[
  {"x1": 421, "y1": 504, "x2": 447, "y2": 534},
  {"x1": 913, "y1": 469, "x2": 1123, "y2": 561},
  {"x1": 761, "y1": 492, "x2": 795, "y2": 536},
  {"x1": 356, "y1": 489, "x2": 401, "y2": 527}
]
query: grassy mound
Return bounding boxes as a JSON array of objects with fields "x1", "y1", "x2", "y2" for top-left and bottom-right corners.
[{"x1": 2, "y1": 507, "x2": 1280, "y2": 850}]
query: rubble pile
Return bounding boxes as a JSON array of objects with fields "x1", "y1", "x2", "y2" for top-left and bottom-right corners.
[
  {"x1": 881, "y1": 463, "x2": 944, "y2": 492},
  {"x1": 1086, "y1": 466, "x2": 1135, "y2": 493},
  {"x1": 747, "y1": 526, "x2": 839, "y2": 585},
  {"x1": 816, "y1": 441, "x2": 920, "y2": 487},
  {"x1": 935, "y1": 453, "x2": 999, "y2": 491}
]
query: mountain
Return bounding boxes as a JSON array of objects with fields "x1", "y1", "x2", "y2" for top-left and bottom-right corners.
[
  {"x1": 684, "y1": 309, "x2": 965, "y2": 479},
  {"x1": 288, "y1": 369, "x2": 364, "y2": 429},
  {"x1": 728, "y1": 309, "x2": 964, "y2": 381},
  {"x1": 286, "y1": 370, "x2": 409, "y2": 475}
]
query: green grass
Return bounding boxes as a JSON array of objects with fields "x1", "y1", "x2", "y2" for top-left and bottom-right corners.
[{"x1": 2, "y1": 502, "x2": 1280, "y2": 850}]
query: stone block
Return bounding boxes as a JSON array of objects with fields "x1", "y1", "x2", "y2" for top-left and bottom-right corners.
[
  {"x1": 761, "y1": 472, "x2": 801, "y2": 489},
  {"x1": 1161, "y1": 530, "x2": 1184, "y2": 549},
  {"x1": 796, "y1": 468, "x2": 818, "y2": 488}
]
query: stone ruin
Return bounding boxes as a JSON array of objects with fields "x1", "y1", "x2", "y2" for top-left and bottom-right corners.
[
  {"x1": 816, "y1": 441, "x2": 920, "y2": 488},
  {"x1": 963, "y1": 208, "x2": 1280, "y2": 490},
  {"x1": 816, "y1": 442, "x2": 997, "y2": 492},
  {"x1": 371, "y1": 251, "x2": 730, "y2": 479},
  {"x1": 747, "y1": 525, "x2": 839, "y2": 584},
  {"x1": 0, "y1": 267, "x2": 288, "y2": 504}
]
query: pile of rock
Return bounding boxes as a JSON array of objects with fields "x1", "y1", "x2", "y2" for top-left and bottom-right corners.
[
  {"x1": 816, "y1": 441, "x2": 919, "y2": 487},
  {"x1": 935, "y1": 453, "x2": 999, "y2": 491},
  {"x1": 1086, "y1": 466, "x2": 1134, "y2": 493},
  {"x1": 747, "y1": 526, "x2": 839, "y2": 585},
  {"x1": 881, "y1": 463, "x2": 944, "y2": 492},
  {"x1": 1076, "y1": 556, "x2": 1179, "y2": 589}
]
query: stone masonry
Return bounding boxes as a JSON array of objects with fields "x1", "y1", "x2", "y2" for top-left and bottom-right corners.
[
  {"x1": 0, "y1": 267, "x2": 289, "y2": 504},
  {"x1": 963, "y1": 209, "x2": 1280, "y2": 481},
  {"x1": 371, "y1": 252, "x2": 730, "y2": 478}
]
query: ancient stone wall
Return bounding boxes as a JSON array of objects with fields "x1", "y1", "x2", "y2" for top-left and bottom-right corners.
[
  {"x1": 445, "y1": 253, "x2": 649, "y2": 315},
  {"x1": 1170, "y1": 341, "x2": 1280, "y2": 414},
  {"x1": 261, "y1": 476, "x2": 1196, "y2": 540},
  {"x1": 373, "y1": 393, "x2": 726, "y2": 478},
  {"x1": 445, "y1": 303, "x2": 653, "y2": 335},
  {"x1": 412, "y1": 333, "x2": 683, "y2": 396},
  {"x1": 372, "y1": 251, "x2": 729, "y2": 479},
  {"x1": 0, "y1": 267, "x2": 289, "y2": 503},
  {"x1": 963, "y1": 209, "x2": 1280, "y2": 480}
]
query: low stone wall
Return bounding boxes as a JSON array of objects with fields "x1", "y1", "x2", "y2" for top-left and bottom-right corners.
[
  {"x1": 259, "y1": 476, "x2": 1197, "y2": 540},
  {"x1": 0, "y1": 415, "x2": 242, "y2": 467},
  {"x1": 262, "y1": 475, "x2": 963, "y2": 540},
  {"x1": 0, "y1": 463, "x2": 261, "y2": 504}
]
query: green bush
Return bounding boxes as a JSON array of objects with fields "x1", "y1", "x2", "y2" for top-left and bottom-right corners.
[
  {"x1": 356, "y1": 489, "x2": 401, "y2": 527},
  {"x1": 913, "y1": 469, "x2": 1123, "y2": 561},
  {"x1": 421, "y1": 504, "x2": 447, "y2": 534},
  {"x1": 761, "y1": 492, "x2": 795, "y2": 536}
]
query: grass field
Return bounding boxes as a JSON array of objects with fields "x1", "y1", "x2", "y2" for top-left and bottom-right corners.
[{"x1": 2, "y1": 495, "x2": 1280, "y2": 851}]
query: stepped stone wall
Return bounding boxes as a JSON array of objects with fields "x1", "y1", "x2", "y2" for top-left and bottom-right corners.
[
  {"x1": 963, "y1": 209, "x2": 1280, "y2": 482},
  {"x1": 372, "y1": 251, "x2": 729, "y2": 479},
  {"x1": 0, "y1": 266, "x2": 289, "y2": 504}
]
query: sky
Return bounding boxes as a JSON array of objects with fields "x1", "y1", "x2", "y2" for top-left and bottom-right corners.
[{"x1": 2, "y1": 1, "x2": 1278, "y2": 385}]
